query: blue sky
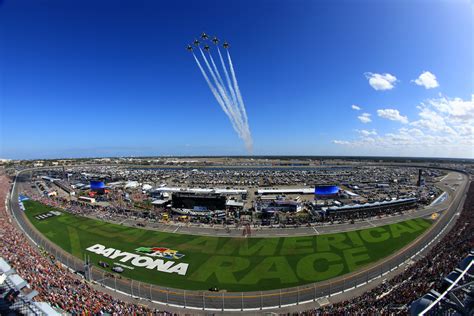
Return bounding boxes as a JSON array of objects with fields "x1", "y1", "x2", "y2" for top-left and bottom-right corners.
[{"x1": 1, "y1": 0, "x2": 472, "y2": 159}]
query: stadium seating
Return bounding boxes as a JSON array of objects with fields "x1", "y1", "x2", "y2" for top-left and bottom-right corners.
[
  {"x1": 294, "y1": 181, "x2": 474, "y2": 315},
  {"x1": 0, "y1": 173, "x2": 176, "y2": 315},
  {"x1": 1, "y1": 170, "x2": 472, "y2": 315}
]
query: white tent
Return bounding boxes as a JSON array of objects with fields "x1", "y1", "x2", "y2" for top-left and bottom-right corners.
[
  {"x1": 125, "y1": 181, "x2": 139, "y2": 189},
  {"x1": 142, "y1": 184, "x2": 153, "y2": 191}
]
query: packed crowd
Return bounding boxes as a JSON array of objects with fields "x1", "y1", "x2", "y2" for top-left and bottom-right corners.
[
  {"x1": 0, "y1": 173, "x2": 177, "y2": 315},
  {"x1": 288, "y1": 181, "x2": 473, "y2": 315}
]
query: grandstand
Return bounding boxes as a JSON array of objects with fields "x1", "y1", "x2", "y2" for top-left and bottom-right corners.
[
  {"x1": 0, "y1": 258, "x2": 59, "y2": 315},
  {"x1": 410, "y1": 252, "x2": 474, "y2": 315},
  {"x1": 52, "y1": 179, "x2": 75, "y2": 195},
  {"x1": 1, "y1": 165, "x2": 471, "y2": 315},
  {"x1": 307, "y1": 180, "x2": 474, "y2": 314},
  {"x1": 0, "y1": 172, "x2": 169, "y2": 315},
  {"x1": 324, "y1": 197, "x2": 418, "y2": 215},
  {"x1": 257, "y1": 187, "x2": 315, "y2": 195},
  {"x1": 155, "y1": 187, "x2": 247, "y2": 195}
]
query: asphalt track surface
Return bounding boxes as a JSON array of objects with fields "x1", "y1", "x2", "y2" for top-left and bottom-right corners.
[{"x1": 7, "y1": 165, "x2": 470, "y2": 313}]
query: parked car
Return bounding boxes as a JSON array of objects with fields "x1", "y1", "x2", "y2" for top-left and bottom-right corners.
[{"x1": 98, "y1": 261, "x2": 109, "y2": 268}]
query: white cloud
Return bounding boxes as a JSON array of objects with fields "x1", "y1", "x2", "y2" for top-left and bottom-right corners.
[
  {"x1": 357, "y1": 129, "x2": 377, "y2": 136},
  {"x1": 364, "y1": 72, "x2": 397, "y2": 91},
  {"x1": 410, "y1": 106, "x2": 455, "y2": 134},
  {"x1": 412, "y1": 71, "x2": 439, "y2": 89},
  {"x1": 411, "y1": 95, "x2": 474, "y2": 136},
  {"x1": 358, "y1": 113, "x2": 372, "y2": 123},
  {"x1": 455, "y1": 124, "x2": 474, "y2": 137},
  {"x1": 333, "y1": 140, "x2": 350, "y2": 145},
  {"x1": 333, "y1": 95, "x2": 474, "y2": 158},
  {"x1": 399, "y1": 127, "x2": 424, "y2": 137},
  {"x1": 428, "y1": 95, "x2": 474, "y2": 121},
  {"x1": 351, "y1": 104, "x2": 361, "y2": 111},
  {"x1": 377, "y1": 109, "x2": 409, "y2": 124}
]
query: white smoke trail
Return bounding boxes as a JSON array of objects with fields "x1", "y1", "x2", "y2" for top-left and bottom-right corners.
[
  {"x1": 199, "y1": 49, "x2": 241, "y2": 131},
  {"x1": 227, "y1": 50, "x2": 249, "y2": 128},
  {"x1": 226, "y1": 50, "x2": 252, "y2": 151},
  {"x1": 199, "y1": 48, "x2": 246, "y2": 140},
  {"x1": 217, "y1": 47, "x2": 239, "y2": 121},
  {"x1": 216, "y1": 48, "x2": 250, "y2": 150},
  {"x1": 192, "y1": 53, "x2": 240, "y2": 135},
  {"x1": 209, "y1": 52, "x2": 227, "y2": 96},
  {"x1": 210, "y1": 50, "x2": 246, "y2": 136},
  {"x1": 209, "y1": 51, "x2": 245, "y2": 133},
  {"x1": 191, "y1": 43, "x2": 253, "y2": 153}
]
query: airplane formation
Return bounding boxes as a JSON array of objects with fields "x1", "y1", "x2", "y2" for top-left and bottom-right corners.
[
  {"x1": 187, "y1": 32, "x2": 229, "y2": 52},
  {"x1": 186, "y1": 32, "x2": 253, "y2": 152}
]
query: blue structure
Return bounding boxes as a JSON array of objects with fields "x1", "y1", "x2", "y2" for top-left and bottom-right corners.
[
  {"x1": 19, "y1": 195, "x2": 30, "y2": 202},
  {"x1": 315, "y1": 185, "x2": 340, "y2": 196},
  {"x1": 90, "y1": 180, "x2": 105, "y2": 191}
]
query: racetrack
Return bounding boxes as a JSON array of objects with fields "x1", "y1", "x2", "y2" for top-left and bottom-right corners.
[
  {"x1": 7, "y1": 165, "x2": 470, "y2": 312},
  {"x1": 23, "y1": 199, "x2": 432, "y2": 292}
]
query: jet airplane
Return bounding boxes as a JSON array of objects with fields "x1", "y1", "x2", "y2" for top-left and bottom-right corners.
[
  {"x1": 223, "y1": 42, "x2": 230, "y2": 49},
  {"x1": 212, "y1": 37, "x2": 219, "y2": 45},
  {"x1": 203, "y1": 45, "x2": 210, "y2": 52},
  {"x1": 201, "y1": 32, "x2": 209, "y2": 40},
  {"x1": 193, "y1": 39, "x2": 200, "y2": 46},
  {"x1": 186, "y1": 45, "x2": 193, "y2": 52}
]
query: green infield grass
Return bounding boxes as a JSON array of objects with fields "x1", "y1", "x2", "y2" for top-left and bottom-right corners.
[{"x1": 23, "y1": 200, "x2": 432, "y2": 292}]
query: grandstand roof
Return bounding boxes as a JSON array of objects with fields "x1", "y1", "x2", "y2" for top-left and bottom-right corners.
[
  {"x1": 257, "y1": 188, "x2": 314, "y2": 194},
  {"x1": 33, "y1": 302, "x2": 61, "y2": 315},
  {"x1": 0, "y1": 258, "x2": 12, "y2": 272},
  {"x1": 0, "y1": 257, "x2": 60, "y2": 315},
  {"x1": 226, "y1": 200, "x2": 244, "y2": 207},
  {"x1": 155, "y1": 187, "x2": 247, "y2": 195},
  {"x1": 324, "y1": 197, "x2": 417, "y2": 212}
]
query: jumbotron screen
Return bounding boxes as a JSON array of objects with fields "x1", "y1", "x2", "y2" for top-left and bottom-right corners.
[
  {"x1": 90, "y1": 180, "x2": 105, "y2": 190},
  {"x1": 315, "y1": 185, "x2": 340, "y2": 195}
]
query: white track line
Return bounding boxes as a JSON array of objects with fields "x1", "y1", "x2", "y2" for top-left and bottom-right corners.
[{"x1": 366, "y1": 220, "x2": 376, "y2": 227}]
